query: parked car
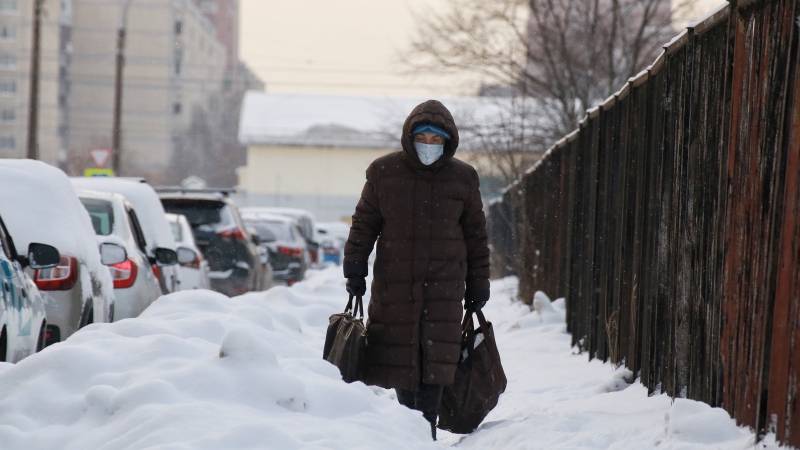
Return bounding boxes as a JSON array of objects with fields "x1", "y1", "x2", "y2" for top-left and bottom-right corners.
[
  {"x1": 158, "y1": 188, "x2": 269, "y2": 296},
  {"x1": 165, "y1": 213, "x2": 211, "y2": 290},
  {"x1": 0, "y1": 213, "x2": 59, "y2": 361},
  {"x1": 316, "y1": 222, "x2": 350, "y2": 266},
  {"x1": 0, "y1": 160, "x2": 117, "y2": 345},
  {"x1": 77, "y1": 190, "x2": 165, "y2": 320},
  {"x1": 242, "y1": 207, "x2": 320, "y2": 267},
  {"x1": 71, "y1": 178, "x2": 180, "y2": 294},
  {"x1": 242, "y1": 212, "x2": 308, "y2": 285}
]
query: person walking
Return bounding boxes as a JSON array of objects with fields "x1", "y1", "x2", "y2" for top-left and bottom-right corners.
[{"x1": 342, "y1": 100, "x2": 490, "y2": 440}]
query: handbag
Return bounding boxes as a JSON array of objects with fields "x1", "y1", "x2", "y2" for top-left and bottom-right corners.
[
  {"x1": 323, "y1": 294, "x2": 367, "y2": 383},
  {"x1": 437, "y1": 310, "x2": 507, "y2": 434}
]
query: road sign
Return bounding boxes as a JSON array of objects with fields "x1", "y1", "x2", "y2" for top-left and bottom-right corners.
[
  {"x1": 84, "y1": 168, "x2": 114, "y2": 177},
  {"x1": 89, "y1": 148, "x2": 111, "y2": 168}
]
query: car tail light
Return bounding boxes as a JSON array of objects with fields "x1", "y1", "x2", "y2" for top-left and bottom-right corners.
[
  {"x1": 34, "y1": 256, "x2": 78, "y2": 291},
  {"x1": 151, "y1": 263, "x2": 162, "y2": 280},
  {"x1": 218, "y1": 227, "x2": 246, "y2": 241},
  {"x1": 278, "y1": 246, "x2": 304, "y2": 258},
  {"x1": 109, "y1": 259, "x2": 138, "y2": 289}
]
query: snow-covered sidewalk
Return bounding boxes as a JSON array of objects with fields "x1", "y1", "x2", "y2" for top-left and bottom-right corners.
[{"x1": 0, "y1": 268, "x2": 788, "y2": 450}]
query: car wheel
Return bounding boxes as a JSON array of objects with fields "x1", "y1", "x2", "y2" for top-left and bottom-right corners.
[{"x1": 36, "y1": 320, "x2": 46, "y2": 352}]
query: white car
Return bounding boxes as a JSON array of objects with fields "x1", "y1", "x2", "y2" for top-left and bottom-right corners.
[
  {"x1": 71, "y1": 178, "x2": 181, "y2": 294},
  {"x1": 0, "y1": 160, "x2": 117, "y2": 345},
  {"x1": 77, "y1": 190, "x2": 165, "y2": 320},
  {"x1": 166, "y1": 213, "x2": 210, "y2": 290}
]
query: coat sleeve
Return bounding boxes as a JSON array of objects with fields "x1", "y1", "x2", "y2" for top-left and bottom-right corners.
[
  {"x1": 343, "y1": 165, "x2": 383, "y2": 279},
  {"x1": 461, "y1": 169, "x2": 491, "y2": 302}
]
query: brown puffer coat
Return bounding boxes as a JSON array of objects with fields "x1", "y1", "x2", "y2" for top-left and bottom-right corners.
[{"x1": 343, "y1": 100, "x2": 491, "y2": 391}]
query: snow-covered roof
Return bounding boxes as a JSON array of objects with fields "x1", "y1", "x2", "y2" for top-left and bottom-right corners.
[
  {"x1": 0, "y1": 160, "x2": 113, "y2": 297},
  {"x1": 238, "y1": 92, "x2": 542, "y2": 150},
  {"x1": 71, "y1": 178, "x2": 177, "y2": 252}
]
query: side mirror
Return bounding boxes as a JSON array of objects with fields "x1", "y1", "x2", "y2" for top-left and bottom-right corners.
[
  {"x1": 27, "y1": 243, "x2": 60, "y2": 269},
  {"x1": 100, "y1": 242, "x2": 127, "y2": 266},
  {"x1": 176, "y1": 247, "x2": 197, "y2": 265},
  {"x1": 247, "y1": 227, "x2": 261, "y2": 245},
  {"x1": 154, "y1": 247, "x2": 178, "y2": 266}
]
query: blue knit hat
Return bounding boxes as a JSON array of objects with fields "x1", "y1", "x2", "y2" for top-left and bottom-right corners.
[{"x1": 412, "y1": 123, "x2": 451, "y2": 140}]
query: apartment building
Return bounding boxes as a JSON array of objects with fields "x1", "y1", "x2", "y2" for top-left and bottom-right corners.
[
  {"x1": 67, "y1": 0, "x2": 227, "y2": 181},
  {"x1": 0, "y1": 0, "x2": 70, "y2": 164}
]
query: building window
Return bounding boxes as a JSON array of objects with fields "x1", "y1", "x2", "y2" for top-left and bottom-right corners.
[
  {"x1": 172, "y1": 102, "x2": 181, "y2": 115},
  {"x1": 174, "y1": 20, "x2": 182, "y2": 35},
  {"x1": 174, "y1": 48, "x2": 182, "y2": 76},
  {"x1": 0, "y1": 135, "x2": 14, "y2": 149},
  {"x1": 0, "y1": 24, "x2": 14, "y2": 40},
  {"x1": 0, "y1": 109, "x2": 14, "y2": 122},
  {"x1": 0, "y1": 1, "x2": 16, "y2": 13},
  {"x1": 0, "y1": 53, "x2": 15, "y2": 69},
  {"x1": 0, "y1": 79, "x2": 14, "y2": 95}
]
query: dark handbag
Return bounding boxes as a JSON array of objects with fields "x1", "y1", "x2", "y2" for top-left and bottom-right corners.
[
  {"x1": 323, "y1": 294, "x2": 367, "y2": 383},
  {"x1": 438, "y1": 310, "x2": 507, "y2": 434}
]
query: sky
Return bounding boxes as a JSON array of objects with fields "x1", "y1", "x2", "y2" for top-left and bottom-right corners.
[{"x1": 239, "y1": 0, "x2": 482, "y2": 97}]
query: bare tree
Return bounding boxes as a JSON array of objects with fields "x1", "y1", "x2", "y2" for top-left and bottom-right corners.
[{"x1": 407, "y1": 0, "x2": 683, "y2": 161}]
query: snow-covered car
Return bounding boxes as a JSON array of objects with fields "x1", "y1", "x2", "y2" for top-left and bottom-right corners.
[
  {"x1": 315, "y1": 222, "x2": 350, "y2": 266},
  {"x1": 77, "y1": 190, "x2": 164, "y2": 320},
  {"x1": 166, "y1": 213, "x2": 210, "y2": 290},
  {"x1": 242, "y1": 212, "x2": 308, "y2": 285},
  {"x1": 0, "y1": 213, "x2": 59, "y2": 361},
  {"x1": 158, "y1": 189, "x2": 269, "y2": 296},
  {"x1": 0, "y1": 160, "x2": 116, "y2": 345},
  {"x1": 71, "y1": 178, "x2": 180, "y2": 294},
  {"x1": 242, "y1": 207, "x2": 319, "y2": 267}
]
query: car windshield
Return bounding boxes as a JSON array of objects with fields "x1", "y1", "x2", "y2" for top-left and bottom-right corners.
[{"x1": 81, "y1": 198, "x2": 114, "y2": 236}]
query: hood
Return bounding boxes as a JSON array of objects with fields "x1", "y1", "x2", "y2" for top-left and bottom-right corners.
[{"x1": 401, "y1": 100, "x2": 460, "y2": 170}]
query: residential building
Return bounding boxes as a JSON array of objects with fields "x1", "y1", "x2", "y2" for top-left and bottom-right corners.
[
  {"x1": 0, "y1": 0, "x2": 70, "y2": 165},
  {"x1": 67, "y1": 0, "x2": 227, "y2": 182}
]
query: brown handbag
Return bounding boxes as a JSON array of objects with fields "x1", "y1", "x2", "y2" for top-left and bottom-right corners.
[
  {"x1": 437, "y1": 310, "x2": 507, "y2": 434},
  {"x1": 323, "y1": 295, "x2": 367, "y2": 383}
]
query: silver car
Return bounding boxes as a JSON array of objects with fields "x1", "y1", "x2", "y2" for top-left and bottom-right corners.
[
  {"x1": 78, "y1": 190, "x2": 165, "y2": 320},
  {"x1": 0, "y1": 160, "x2": 117, "y2": 345},
  {"x1": 166, "y1": 213, "x2": 210, "y2": 290},
  {"x1": 0, "y1": 213, "x2": 59, "y2": 361}
]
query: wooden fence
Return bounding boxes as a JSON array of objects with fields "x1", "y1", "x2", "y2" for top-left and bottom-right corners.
[{"x1": 486, "y1": 0, "x2": 800, "y2": 445}]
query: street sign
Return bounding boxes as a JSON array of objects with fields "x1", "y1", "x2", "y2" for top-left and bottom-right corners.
[
  {"x1": 84, "y1": 168, "x2": 114, "y2": 177},
  {"x1": 89, "y1": 148, "x2": 111, "y2": 168}
]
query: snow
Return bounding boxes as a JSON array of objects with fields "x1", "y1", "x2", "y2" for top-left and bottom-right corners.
[
  {"x1": 0, "y1": 160, "x2": 113, "y2": 299},
  {"x1": 0, "y1": 268, "x2": 790, "y2": 450},
  {"x1": 71, "y1": 177, "x2": 177, "y2": 252}
]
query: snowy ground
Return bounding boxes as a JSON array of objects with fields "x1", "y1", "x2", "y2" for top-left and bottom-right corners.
[{"x1": 0, "y1": 267, "x2": 789, "y2": 450}]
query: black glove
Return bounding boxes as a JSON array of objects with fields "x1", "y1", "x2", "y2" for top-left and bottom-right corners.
[
  {"x1": 465, "y1": 299, "x2": 487, "y2": 312},
  {"x1": 346, "y1": 277, "x2": 367, "y2": 297}
]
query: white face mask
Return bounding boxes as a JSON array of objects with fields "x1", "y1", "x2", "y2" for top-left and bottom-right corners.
[{"x1": 414, "y1": 142, "x2": 444, "y2": 166}]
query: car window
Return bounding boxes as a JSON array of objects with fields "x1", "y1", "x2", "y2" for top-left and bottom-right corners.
[
  {"x1": 80, "y1": 198, "x2": 115, "y2": 236},
  {"x1": 169, "y1": 221, "x2": 183, "y2": 242},
  {"x1": 162, "y1": 200, "x2": 234, "y2": 230},
  {"x1": 127, "y1": 208, "x2": 149, "y2": 253},
  {"x1": 0, "y1": 217, "x2": 13, "y2": 259},
  {"x1": 253, "y1": 221, "x2": 291, "y2": 241}
]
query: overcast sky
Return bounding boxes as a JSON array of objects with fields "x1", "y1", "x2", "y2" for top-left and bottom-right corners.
[
  {"x1": 239, "y1": 0, "x2": 481, "y2": 97},
  {"x1": 239, "y1": 0, "x2": 728, "y2": 98}
]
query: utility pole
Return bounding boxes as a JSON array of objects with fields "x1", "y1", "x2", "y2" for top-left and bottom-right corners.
[
  {"x1": 26, "y1": 0, "x2": 43, "y2": 160},
  {"x1": 111, "y1": 0, "x2": 133, "y2": 175}
]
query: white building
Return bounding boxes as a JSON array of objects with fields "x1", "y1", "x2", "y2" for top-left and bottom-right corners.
[
  {"x1": 0, "y1": 0, "x2": 70, "y2": 164},
  {"x1": 67, "y1": 0, "x2": 227, "y2": 181}
]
